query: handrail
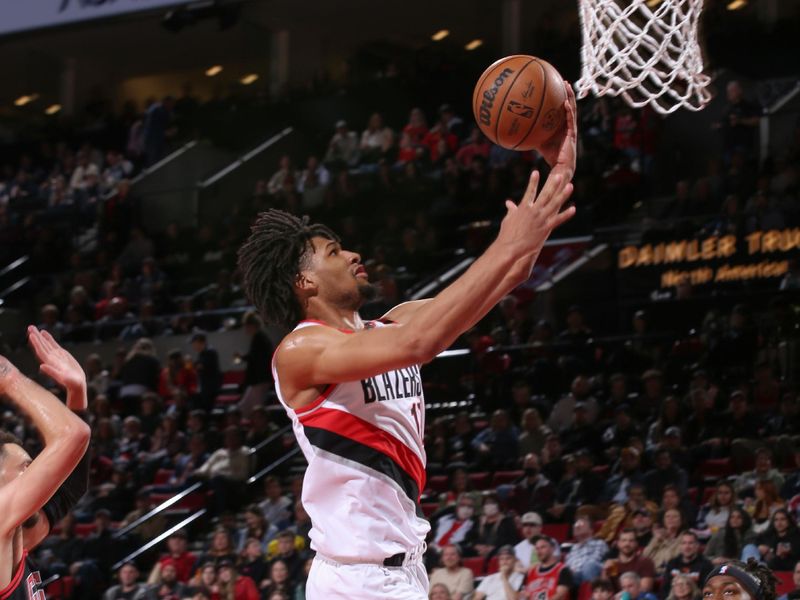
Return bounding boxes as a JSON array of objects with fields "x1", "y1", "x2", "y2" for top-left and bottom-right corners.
[
  {"x1": 247, "y1": 446, "x2": 301, "y2": 486},
  {"x1": 0, "y1": 255, "x2": 28, "y2": 279},
  {"x1": 113, "y1": 481, "x2": 203, "y2": 539},
  {"x1": 247, "y1": 424, "x2": 292, "y2": 456},
  {"x1": 199, "y1": 128, "x2": 293, "y2": 188},
  {"x1": 0, "y1": 276, "x2": 30, "y2": 303},
  {"x1": 112, "y1": 509, "x2": 206, "y2": 571}
]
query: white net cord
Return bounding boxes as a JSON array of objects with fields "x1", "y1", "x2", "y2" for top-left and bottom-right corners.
[{"x1": 576, "y1": 0, "x2": 712, "y2": 114}]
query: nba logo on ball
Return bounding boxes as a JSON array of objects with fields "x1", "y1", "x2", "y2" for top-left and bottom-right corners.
[
  {"x1": 473, "y1": 55, "x2": 566, "y2": 151},
  {"x1": 507, "y1": 101, "x2": 534, "y2": 119}
]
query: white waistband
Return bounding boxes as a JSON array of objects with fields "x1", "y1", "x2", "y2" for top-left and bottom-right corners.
[{"x1": 315, "y1": 542, "x2": 426, "y2": 568}]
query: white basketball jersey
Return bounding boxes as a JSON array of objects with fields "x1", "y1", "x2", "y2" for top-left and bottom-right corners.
[{"x1": 272, "y1": 319, "x2": 430, "y2": 563}]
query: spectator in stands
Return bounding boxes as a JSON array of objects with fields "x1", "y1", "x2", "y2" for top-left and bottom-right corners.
[
  {"x1": 83, "y1": 508, "x2": 121, "y2": 574},
  {"x1": 267, "y1": 155, "x2": 296, "y2": 198},
  {"x1": 429, "y1": 492, "x2": 479, "y2": 559},
  {"x1": 455, "y1": 127, "x2": 491, "y2": 169},
  {"x1": 592, "y1": 580, "x2": 615, "y2": 600},
  {"x1": 38, "y1": 303, "x2": 65, "y2": 341},
  {"x1": 602, "y1": 528, "x2": 656, "y2": 593},
  {"x1": 666, "y1": 573, "x2": 702, "y2": 600},
  {"x1": 549, "y1": 375, "x2": 599, "y2": 434},
  {"x1": 566, "y1": 516, "x2": 608, "y2": 584},
  {"x1": 644, "y1": 448, "x2": 689, "y2": 500},
  {"x1": 429, "y1": 544, "x2": 475, "y2": 600},
  {"x1": 662, "y1": 485, "x2": 698, "y2": 535},
  {"x1": 549, "y1": 449, "x2": 604, "y2": 522},
  {"x1": 198, "y1": 528, "x2": 238, "y2": 568},
  {"x1": 145, "y1": 559, "x2": 186, "y2": 599},
  {"x1": 104, "y1": 562, "x2": 148, "y2": 600},
  {"x1": 518, "y1": 408, "x2": 549, "y2": 457},
  {"x1": 324, "y1": 120, "x2": 360, "y2": 168},
  {"x1": 619, "y1": 571, "x2": 658, "y2": 600},
  {"x1": 704, "y1": 508, "x2": 756, "y2": 565},
  {"x1": 119, "y1": 338, "x2": 161, "y2": 403},
  {"x1": 511, "y1": 453, "x2": 556, "y2": 517},
  {"x1": 662, "y1": 531, "x2": 714, "y2": 598},
  {"x1": 190, "y1": 332, "x2": 222, "y2": 411},
  {"x1": 117, "y1": 415, "x2": 151, "y2": 464},
  {"x1": 158, "y1": 349, "x2": 198, "y2": 401},
  {"x1": 735, "y1": 447, "x2": 785, "y2": 499},
  {"x1": 217, "y1": 559, "x2": 259, "y2": 600},
  {"x1": 430, "y1": 582, "x2": 454, "y2": 600},
  {"x1": 598, "y1": 484, "x2": 658, "y2": 544},
  {"x1": 755, "y1": 509, "x2": 800, "y2": 571},
  {"x1": 155, "y1": 529, "x2": 196, "y2": 583},
  {"x1": 447, "y1": 413, "x2": 475, "y2": 465},
  {"x1": 697, "y1": 482, "x2": 739, "y2": 537},
  {"x1": 562, "y1": 402, "x2": 603, "y2": 457},
  {"x1": 781, "y1": 450, "x2": 800, "y2": 501},
  {"x1": 296, "y1": 155, "x2": 330, "y2": 210},
  {"x1": 268, "y1": 531, "x2": 305, "y2": 583},
  {"x1": 119, "y1": 490, "x2": 165, "y2": 543},
  {"x1": 601, "y1": 405, "x2": 643, "y2": 459},
  {"x1": 514, "y1": 512, "x2": 545, "y2": 571},
  {"x1": 602, "y1": 447, "x2": 645, "y2": 504},
  {"x1": 474, "y1": 492, "x2": 519, "y2": 558},
  {"x1": 143, "y1": 96, "x2": 175, "y2": 166},
  {"x1": 777, "y1": 561, "x2": 800, "y2": 600},
  {"x1": 288, "y1": 500, "x2": 311, "y2": 548},
  {"x1": 259, "y1": 476, "x2": 292, "y2": 530},
  {"x1": 236, "y1": 310, "x2": 274, "y2": 415},
  {"x1": 521, "y1": 536, "x2": 573, "y2": 600},
  {"x1": 360, "y1": 113, "x2": 394, "y2": 164},
  {"x1": 236, "y1": 504, "x2": 278, "y2": 552},
  {"x1": 750, "y1": 480, "x2": 786, "y2": 534},
  {"x1": 713, "y1": 80, "x2": 761, "y2": 162},
  {"x1": 193, "y1": 425, "x2": 251, "y2": 514},
  {"x1": 473, "y1": 545, "x2": 525, "y2": 600},
  {"x1": 239, "y1": 537, "x2": 267, "y2": 587},
  {"x1": 643, "y1": 508, "x2": 684, "y2": 573},
  {"x1": 472, "y1": 409, "x2": 519, "y2": 470}
]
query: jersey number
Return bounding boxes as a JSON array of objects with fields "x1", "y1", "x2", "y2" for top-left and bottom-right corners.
[
  {"x1": 410, "y1": 398, "x2": 423, "y2": 437},
  {"x1": 26, "y1": 571, "x2": 45, "y2": 600}
]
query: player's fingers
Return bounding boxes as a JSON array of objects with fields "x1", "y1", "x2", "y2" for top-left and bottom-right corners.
[
  {"x1": 550, "y1": 205, "x2": 577, "y2": 230},
  {"x1": 39, "y1": 364, "x2": 61, "y2": 380},
  {"x1": 550, "y1": 182, "x2": 574, "y2": 214},
  {"x1": 40, "y1": 329, "x2": 59, "y2": 352},
  {"x1": 505, "y1": 199, "x2": 517, "y2": 214},
  {"x1": 536, "y1": 173, "x2": 565, "y2": 210},
  {"x1": 522, "y1": 170, "x2": 540, "y2": 207}
]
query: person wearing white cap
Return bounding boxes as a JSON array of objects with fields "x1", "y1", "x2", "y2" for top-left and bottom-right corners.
[
  {"x1": 515, "y1": 512, "x2": 544, "y2": 570},
  {"x1": 474, "y1": 545, "x2": 525, "y2": 600}
]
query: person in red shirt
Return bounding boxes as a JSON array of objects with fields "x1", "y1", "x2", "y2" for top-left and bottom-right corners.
[
  {"x1": 217, "y1": 560, "x2": 259, "y2": 600},
  {"x1": 158, "y1": 529, "x2": 197, "y2": 583},
  {"x1": 158, "y1": 349, "x2": 198, "y2": 400},
  {"x1": 523, "y1": 536, "x2": 574, "y2": 600}
]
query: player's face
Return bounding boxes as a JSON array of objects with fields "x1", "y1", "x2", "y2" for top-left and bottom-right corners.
[
  {"x1": 702, "y1": 576, "x2": 751, "y2": 600},
  {"x1": 0, "y1": 444, "x2": 31, "y2": 488},
  {"x1": 304, "y1": 237, "x2": 376, "y2": 309}
]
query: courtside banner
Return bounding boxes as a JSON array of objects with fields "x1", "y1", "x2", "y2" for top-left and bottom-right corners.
[{"x1": 0, "y1": 0, "x2": 188, "y2": 37}]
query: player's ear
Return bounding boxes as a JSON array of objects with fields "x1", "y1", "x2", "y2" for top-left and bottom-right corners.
[{"x1": 295, "y1": 271, "x2": 317, "y2": 293}]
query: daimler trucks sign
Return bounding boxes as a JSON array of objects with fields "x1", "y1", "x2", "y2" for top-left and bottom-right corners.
[{"x1": 0, "y1": 0, "x2": 187, "y2": 37}]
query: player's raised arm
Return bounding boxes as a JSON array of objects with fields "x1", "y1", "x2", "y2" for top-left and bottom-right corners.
[{"x1": 0, "y1": 353, "x2": 90, "y2": 537}]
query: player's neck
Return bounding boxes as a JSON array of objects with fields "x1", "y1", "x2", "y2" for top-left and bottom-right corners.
[{"x1": 304, "y1": 302, "x2": 363, "y2": 331}]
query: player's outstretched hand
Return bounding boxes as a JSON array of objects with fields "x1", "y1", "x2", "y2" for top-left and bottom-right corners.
[
  {"x1": 27, "y1": 326, "x2": 87, "y2": 402},
  {"x1": 540, "y1": 81, "x2": 578, "y2": 179},
  {"x1": 499, "y1": 168, "x2": 576, "y2": 260}
]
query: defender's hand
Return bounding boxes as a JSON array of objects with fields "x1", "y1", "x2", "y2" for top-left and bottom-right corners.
[
  {"x1": 28, "y1": 326, "x2": 87, "y2": 409},
  {"x1": 540, "y1": 81, "x2": 578, "y2": 179}
]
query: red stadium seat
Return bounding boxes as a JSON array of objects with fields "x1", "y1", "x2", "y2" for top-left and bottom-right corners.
[
  {"x1": 701, "y1": 487, "x2": 716, "y2": 505},
  {"x1": 215, "y1": 393, "x2": 241, "y2": 406},
  {"x1": 153, "y1": 469, "x2": 174, "y2": 485},
  {"x1": 687, "y1": 487, "x2": 698, "y2": 504},
  {"x1": 542, "y1": 523, "x2": 570, "y2": 543},
  {"x1": 463, "y1": 557, "x2": 484, "y2": 577},
  {"x1": 775, "y1": 571, "x2": 794, "y2": 596},
  {"x1": 74, "y1": 523, "x2": 97, "y2": 537},
  {"x1": 45, "y1": 576, "x2": 74, "y2": 600},
  {"x1": 421, "y1": 502, "x2": 439, "y2": 517},
  {"x1": 223, "y1": 370, "x2": 245, "y2": 386},
  {"x1": 427, "y1": 475, "x2": 449, "y2": 493},
  {"x1": 491, "y1": 470, "x2": 523, "y2": 487},
  {"x1": 487, "y1": 556, "x2": 499, "y2": 574},
  {"x1": 698, "y1": 458, "x2": 733, "y2": 480},
  {"x1": 577, "y1": 581, "x2": 593, "y2": 600},
  {"x1": 468, "y1": 472, "x2": 491, "y2": 490}
]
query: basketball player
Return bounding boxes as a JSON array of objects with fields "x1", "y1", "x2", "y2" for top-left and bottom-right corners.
[
  {"x1": 236, "y1": 84, "x2": 578, "y2": 599},
  {"x1": 702, "y1": 559, "x2": 777, "y2": 600},
  {"x1": 0, "y1": 327, "x2": 91, "y2": 599}
]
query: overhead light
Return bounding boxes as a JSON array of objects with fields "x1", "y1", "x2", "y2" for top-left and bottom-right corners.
[
  {"x1": 45, "y1": 104, "x2": 62, "y2": 115},
  {"x1": 431, "y1": 29, "x2": 450, "y2": 41},
  {"x1": 727, "y1": 0, "x2": 746, "y2": 9},
  {"x1": 646, "y1": 0, "x2": 662, "y2": 7},
  {"x1": 205, "y1": 65, "x2": 223, "y2": 77},
  {"x1": 14, "y1": 94, "x2": 40, "y2": 107},
  {"x1": 239, "y1": 73, "x2": 259, "y2": 85},
  {"x1": 465, "y1": 39, "x2": 483, "y2": 51}
]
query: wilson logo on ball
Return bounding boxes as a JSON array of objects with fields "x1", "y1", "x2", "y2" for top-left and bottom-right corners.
[
  {"x1": 507, "y1": 100, "x2": 534, "y2": 119},
  {"x1": 478, "y1": 67, "x2": 515, "y2": 126}
]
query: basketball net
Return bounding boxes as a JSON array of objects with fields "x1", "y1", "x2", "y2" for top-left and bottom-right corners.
[{"x1": 575, "y1": 0, "x2": 712, "y2": 114}]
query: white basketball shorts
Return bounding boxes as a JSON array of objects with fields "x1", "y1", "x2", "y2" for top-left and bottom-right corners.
[{"x1": 305, "y1": 553, "x2": 429, "y2": 599}]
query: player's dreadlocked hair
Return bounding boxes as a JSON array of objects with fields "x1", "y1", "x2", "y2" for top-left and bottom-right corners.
[
  {"x1": 237, "y1": 209, "x2": 339, "y2": 327},
  {"x1": 706, "y1": 559, "x2": 779, "y2": 600}
]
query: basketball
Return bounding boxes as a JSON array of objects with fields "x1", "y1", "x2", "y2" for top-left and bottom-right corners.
[{"x1": 472, "y1": 55, "x2": 567, "y2": 152}]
